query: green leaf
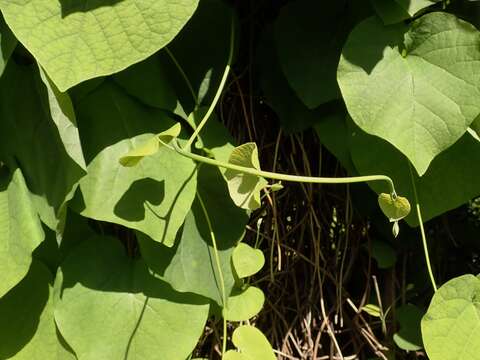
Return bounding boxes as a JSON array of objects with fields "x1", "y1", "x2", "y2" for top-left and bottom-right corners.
[
  {"x1": 394, "y1": 304, "x2": 423, "y2": 351},
  {"x1": 422, "y1": 274, "x2": 480, "y2": 360},
  {"x1": 0, "y1": 60, "x2": 85, "y2": 230},
  {"x1": 54, "y1": 236, "x2": 209, "y2": 360},
  {"x1": 338, "y1": 13, "x2": 480, "y2": 175},
  {"x1": 119, "y1": 123, "x2": 181, "y2": 167},
  {"x1": 224, "y1": 143, "x2": 268, "y2": 211},
  {"x1": 138, "y1": 165, "x2": 249, "y2": 305},
  {"x1": 349, "y1": 120, "x2": 480, "y2": 226},
  {"x1": 38, "y1": 66, "x2": 86, "y2": 171},
  {"x1": 0, "y1": 0, "x2": 200, "y2": 91},
  {"x1": 224, "y1": 286, "x2": 265, "y2": 322},
  {"x1": 274, "y1": 1, "x2": 347, "y2": 108},
  {"x1": 0, "y1": 261, "x2": 76, "y2": 359},
  {"x1": 223, "y1": 325, "x2": 276, "y2": 360},
  {"x1": 232, "y1": 243, "x2": 265, "y2": 279},
  {"x1": 362, "y1": 304, "x2": 382, "y2": 318},
  {"x1": 0, "y1": 14, "x2": 17, "y2": 76},
  {"x1": 71, "y1": 82, "x2": 196, "y2": 247},
  {"x1": 371, "y1": 0, "x2": 438, "y2": 24},
  {"x1": 0, "y1": 166, "x2": 44, "y2": 298},
  {"x1": 378, "y1": 193, "x2": 411, "y2": 222},
  {"x1": 113, "y1": 54, "x2": 178, "y2": 110}
]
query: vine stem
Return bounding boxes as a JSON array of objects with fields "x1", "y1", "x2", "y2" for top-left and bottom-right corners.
[
  {"x1": 408, "y1": 163, "x2": 437, "y2": 292},
  {"x1": 184, "y1": 16, "x2": 235, "y2": 150},
  {"x1": 171, "y1": 141, "x2": 397, "y2": 195},
  {"x1": 196, "y1": 192, "x2": 228, "y2": 355}
]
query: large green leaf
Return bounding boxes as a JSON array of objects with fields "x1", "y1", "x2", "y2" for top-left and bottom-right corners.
[
  {"x1": 138, "y1": 165, "x2": 249, "y2": 305},
  {"x1": 0, "y1": 60, "x2": 85, "y2": 230},
  {"x1": 54, "y1": 236, "x2": 209, "y2": 360},
  {"x1": 0, "y1": 166, "x2": 44, "y2": 298},
  {"x1": 0, "y1": 0, "x2": 199, "y2": 91},
  {"x1": 274, "y1": 1, "x2": 347, "y2": 109},
  {"x1": 422, "y1": 274, "x2": 480, "y2": 360},
  {"x1": 338, "y1": 13, "x2": 480, "y2": 175},
  {"x1": 349, "y1": 120, "x2": 480, "y2": 226},
  {"x1": 0, "y1": 261, "x2": 75, "y2": 359},
  {"x1": 71, "y1": 81, "x2": 196, "y2": 247}
]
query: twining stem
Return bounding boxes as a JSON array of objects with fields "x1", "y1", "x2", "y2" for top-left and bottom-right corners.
[
  {"x1": 196, "y1": 192, "x2": 228, "y2": 355},
  {"x1": 164, "y1": 47, "x2": 199, "y2": 106},
  {"x1": 408, "y1": 163, "x2": 437, "y2": 292},
  {"x1": 172, "y1": 141, "x2": 397, "y2": 196},
  {"x1": 184, "y1": 16, "x2": 235, "y2": 150}
]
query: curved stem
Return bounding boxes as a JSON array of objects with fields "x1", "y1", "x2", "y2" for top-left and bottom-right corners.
[
  {"x1": 408, "y1": 163, "x2": 437, "y2": 292},
  {"x1": 184, "y1": 16, "x2": 235, "y2": 150},
  {"x1": 196, "y1": 192, "x2": 228, "y2": 355},
  {"x1": 172, "y1": 141, "x2": 397, "y2": 195},
  {"x1": 164, "y1": 47, "x2": 199, "y2": 106}
]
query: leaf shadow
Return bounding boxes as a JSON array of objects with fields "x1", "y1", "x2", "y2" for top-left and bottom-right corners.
[
  {"x1": 58, "y1": 0, "x2": 125, "y2": 17},
  {"x1": 114, "y1": 178, "x2": 165, "y2": 222}
]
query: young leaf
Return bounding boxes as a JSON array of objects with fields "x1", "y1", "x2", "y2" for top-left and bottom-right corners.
[
  {"x1": 224, "y1": 325, "x2": 276, "y2": 360},
  {"x1": 378, "y1": 193, "x2": 411, "y2": 222},
  {"x1": 422, "y1": 275, "x2": 480, "y2": 360},
  {"x1": 119, "y1": 123, "x2": 181, "y2": 167},
  {"x1": 338, "y1": 13, "x2": 480, "y2": 175},
  {"x1": 232, "y1": 243, "x2": 265, "y2": 279},
  {"x1": 54, "y1": 236, "x2": 210, "y2": 360},
  {"x1": 362, "y1": 304, "x2": 382, "y2": 318},
  {"x1": 0, "y1": 167, "x2": 44, "y2": 298},
  {"x1": 224, "y1": 286, "x2": 265, "y2": 322},
  {"x1": 0, "y1": 0, "x2": 200, "y2": 91},
  {"x1": 224, "y1": 143, "x2": 268, "y2": 211}
]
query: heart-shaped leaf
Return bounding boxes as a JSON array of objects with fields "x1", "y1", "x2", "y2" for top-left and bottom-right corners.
[
  {"x1": 223, "y1": 325, "x2": 276, "y2": 360},
  {"x1": 224, "y1": 143, "x2": 268, "y2": 210},
  {"x1": 224, "y1": 286, "x2": 265, "y2": 322},
  {"x1": 119, "y1": 123, "x2": 181, "y2": 167},
  {"x1": 0, "y1": 0, "x2": 199, "y2": 91},
  {"x1": 338, "y1": 13, "x2": 480, "y2": 175},
  {"x1": 378, "y1": 193, "x2": 411, "y2": 222},
  {"x1": 232, "y1": 243, "x2": 265, "y2": 279},
  {"x1": 422, "y1": 274, "x2": 480, "y2": 360}
]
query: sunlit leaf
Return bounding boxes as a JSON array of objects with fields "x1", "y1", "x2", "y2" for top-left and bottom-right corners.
[
  {"x1": 224, "y1": 286, "x2": 265, "y2": 322},
  {"x1": 223, "y1": 325, "x2": 276, "y2": 360},
  {"x1": 232, "y1": 243, "x2": 265, "y2": 279},
  {"x1": 378, "y1": 193, "x2": 411, "y2": 222}
]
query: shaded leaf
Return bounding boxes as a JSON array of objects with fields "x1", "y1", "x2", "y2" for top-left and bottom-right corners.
[
  {"x1": 394, "y1": 304, "x2": 423, "y2": 351},
  {"x1": 232, "y1": 243, "x2": 265, "y2": 279},
  {"x1": 371, "y1": 0, "x2": 438, "y2": 24},
  {"x1": 0, "y1": 14, "x2": 16, "y2": 76},
  {"x1": 422, "y1": 274, "x2": 480, "y2": 359},
  {"x1": 0, "y1": 0, "x2": 200, "y2": 91},
  {"x1": 0, "y1": 166, "x2": 44, "y2": 298},
  {"x1": 369, "y1": 240, "x2": 397, "y2": 269},
  {"x1": 223, "y1": 325, "x2": 276, "y2": 360},
  {"x1": 338, "y1": 13, "x2": 480, "y2": 175},
  {"x1": 54, "y1": 236, "x2": 209, "y2": 360},
  {"x1": 224, "y1": 143, "x2": 268, "y2": 211}
]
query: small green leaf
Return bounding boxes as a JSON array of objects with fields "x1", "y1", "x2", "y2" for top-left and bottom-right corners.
[
  {"x1": 232, "y1": 243, "x2": 265, "y2": 279},
  {"x1": 224, "y1": 286, "x2": 265, "y2": 322},
  {"x1": 422, "y1": 274, "x2": 480, "y2": 360},
  {"x1": 362, "y1": 304, "x2": 382, "y2": 318},
  {"x1": 119, "y1": 123, "x2": 181, "y2": 167},
  {"x1": 223, "y1": 325, "x2": 276, "y2": 360},
  {"x1": 224, "y1": 143, "x2": 268, "y2": 210},
  {"x1": 378, "y1": 193, "x2": 411, "y2": 222}
]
